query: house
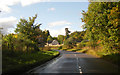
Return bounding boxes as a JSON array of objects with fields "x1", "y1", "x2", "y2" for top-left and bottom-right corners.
[
  {"x1": 45, "y1": 40, "x2": 60, "y2": 46},
  {"x1": 51, "y1": 40, "x2": 59, "y2": 45}
]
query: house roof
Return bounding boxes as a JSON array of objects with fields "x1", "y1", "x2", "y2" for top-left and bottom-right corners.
[{"x1": 52, "y1": 40, "x2": 59, "y2": 45}]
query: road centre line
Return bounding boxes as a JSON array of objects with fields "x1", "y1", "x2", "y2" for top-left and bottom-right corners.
[{"x1": 75, "y1": 54, "x2": 82, "y2": 74}]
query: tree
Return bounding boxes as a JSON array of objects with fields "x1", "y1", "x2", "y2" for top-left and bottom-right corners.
[
  {"x1": 15, "y1": 14, "x2": 47, "y2": 51},
  {"x1": 47, "y1": 35, "x2": 53, "y2": 44},
  {"x1": 57, "y1": 35, "x2": 64, "y2": 44},
  {"x1": 70, "y1": 31, "x2": 86, "y2": 42},
  {"x1": 52, "y1": 37, "x2": 58, "y2": 40},
  {"x1": 15, "y1": 14, "x2": 40, "y2": 41},
  {"x1": 2, "y1": 34, "x2": 14, "y2": 50},
  {"x1": 81, "y1": 2, "x2": 120, "y2": 53},
  {"x1": 107, "y1": 6, "x2": 120, "y2": 50},
  {"x1": 46, "y1": 30, "x2": 50, "y2": 37},
  {"x1": 64, "y1": 37, "x2": 76, "y2": 49}
]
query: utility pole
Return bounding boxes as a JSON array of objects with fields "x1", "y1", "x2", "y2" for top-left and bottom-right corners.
[{"x1": 65, "y1": 28, "x2": 71, "y2": 39}]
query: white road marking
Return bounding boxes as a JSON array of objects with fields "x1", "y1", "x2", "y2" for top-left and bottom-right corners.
[
  {"x1": 75, "y1": 54, "x2": 76, "y2": 57},
  {"x1": 79, "y1": 68, "x2": 82, "y2": 74},
  {"x1": 75, "y1": 54, "x2": 83, "y2": 74}
]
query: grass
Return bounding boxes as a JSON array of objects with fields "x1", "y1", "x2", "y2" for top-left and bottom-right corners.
[
  {"x1": 2, "y1": 50, "x2": 59, "y2": 74},
  {"x1": 50, "y1": 46, "x2": 60, "y2": 50},
  {"x1": 62, "y1": 47, "x2": 119, "y2": 66},
  {"x1": 65, "y1": 48, "x2": 82, "y2": 52},
  {"x1": 63, "y1": 48, "x2": 88, "y2": 53}
]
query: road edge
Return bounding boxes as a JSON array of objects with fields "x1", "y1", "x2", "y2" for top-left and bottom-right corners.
[{"x1": 26, "y1": 50, "x2": 61, "y2": 74}]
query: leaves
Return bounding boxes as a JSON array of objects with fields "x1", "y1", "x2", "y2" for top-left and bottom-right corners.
[
  {"x1": 81, "y1": 2, "x2": 120, "y2": 52},
  {"x1": 57, "y1": 35, "x2": 64, "y2": 44},
  {"x1": 3, "y1": 14, "x2": 48, "y2": 52}
]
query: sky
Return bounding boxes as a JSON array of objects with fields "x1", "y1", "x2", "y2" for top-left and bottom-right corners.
[{"x1": 0, "y1": 0, "x2": 89, "y2": 37}]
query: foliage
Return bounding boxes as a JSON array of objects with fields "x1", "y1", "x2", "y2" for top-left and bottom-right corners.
[
  {"x1": 52, "y1": 37, "x2": 58, "y2": 41},
  {"x1": 15, "y1": 14, "x2": 41, "y2": 42},
  {"x1": 13, "y1": 14, "x2": 48, "y2": 51},
  {"x1": 77, "y1": 40, "x2": 89, "y2": 49},
  {"x1": 77, "y1": 43, "x2": 85, "y2": 49},
  {"x1": 70, "y1": 31, "x2": 86, "y2": 42},
  {"x1": 2, "y1": 50, "x2": 59, "y2": 74},
  {"x1": 64, "y1": 37, "x2": 76, "y2": 49},
  {"x1": 2, "y1": 34, "x2": 14, "y2": 50},
  {"x1": 2, "y1": 15, "x2": 55, "y2": 51},
  {"x1": 65, "y1": 48, "x2": 82, "y2": 52},
  {"x1": 2, "y1": 33, "x2": 36, "y2": 52},
  {"x1": 43, "y1": 30, "x2": 50, "y2": 43},
  {"x1": 58, "y1": 46, "x2": 62, "y2": 50},
  {"x1": 81, "y1": 2, "x2": 120, "y2": 53},
  {"x1": 2, "y1": 15, "x2": 60, "y2": 74},
  {"x1": 57, "y1": 35, "x2": 64, "y2": 44},
  {"x1": 44, "y1": 30, "x2": 50, "y2": 37},
  {"x1": 47, "y1": 35, "x2": 53, "y2": 44},
  {"x1": 42, "y1": 46, "x2": 51, "y2": 51}
]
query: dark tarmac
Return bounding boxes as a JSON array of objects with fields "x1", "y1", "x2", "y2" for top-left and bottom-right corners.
[{"x1": 27, "y1": 50, "x2": 118, "y2": 74}]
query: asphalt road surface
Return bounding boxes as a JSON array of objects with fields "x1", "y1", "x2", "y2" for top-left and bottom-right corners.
[{"x1": 27, "y1": 50, "x2": 118, "y2": 75}]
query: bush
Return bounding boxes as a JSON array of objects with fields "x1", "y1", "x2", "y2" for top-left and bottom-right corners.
[
  {"x1": 50, "y1": 46, "x2": 60, "y2": 50},
  {"x1": 77, "y1": 40, "x2": 87, "y2": 49},
  {"x1": 77, "y1": 43, "x2": 85, "y2": 49},
  {"x1": 64, "y1": 37, "x2": 76, "y2": 49},
  {"x1": 42, "y1": 46, "x2": 51, "y2": 51},
  {"x1": 61, "y1": 45, "x2": 68, "y2": 50},
  {"x1": 85, "y1": 41, "x2": 98, "y2": 49},
  {"x1": 58, "y1": 46, "x2": 62, "y2": 50}
]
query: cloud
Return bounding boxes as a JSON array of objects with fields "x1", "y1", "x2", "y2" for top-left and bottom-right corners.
[
  {"x1": 48, "y1": 8, "x2": 55, "y2": 11},
  {"x1": 48, "y1": 21, "x2": 72, "y2": 27},
  {"x1": 21, "y1": 0, "x2": 50, "y2": 6},
  {"x1": 46, "y1": 20, "x2": 73, "y2": 37},
  {"x1": 47, "y1": 25, "x2": 73, "y2": 37},
  {"x1": 0, "y1": 0, "x2": 89, "y2": 13},
  {"x1": 0, "y1": 0, "x2": 50, "y2": 13},
  {"x1": 0, "y1": 16, "x2": 17, "y2": 34},
  {"x1": 0, "y1": 0, "x2": 20, "y2": 13}
]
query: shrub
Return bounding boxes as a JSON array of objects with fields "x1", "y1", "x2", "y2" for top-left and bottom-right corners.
[
  {"x1": 77, "y1": 43, "x2": 85, "y2": 49},
  {"x1": 42, "y1": 46, "x2": 51, "y2": 51},
  {"x1": 64, "y1": 37, "x2": 76, "y2": 49},
  {"x1": 58, "y1": 46, "x2": 62, "y2": 50},
  {"x1": 77, "y1": 40, "x2": 87, "y2": 49},
  {"x1": 50, "y1": 46, "x2": 60, "y2": 50}
]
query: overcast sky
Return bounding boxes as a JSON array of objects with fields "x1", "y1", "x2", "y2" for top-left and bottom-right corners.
[{"x1": 0, "y1": 0, "x2": 89, "y2": 37}]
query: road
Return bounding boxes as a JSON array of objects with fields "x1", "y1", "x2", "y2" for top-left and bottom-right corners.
[{"x1": 27, "y1": 50, "x2": 118, "y2": 74}]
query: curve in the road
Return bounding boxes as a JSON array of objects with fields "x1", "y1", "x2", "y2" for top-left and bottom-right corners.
[{"x1": 27, "y1": 50, "x2": 118, "y2": 74}]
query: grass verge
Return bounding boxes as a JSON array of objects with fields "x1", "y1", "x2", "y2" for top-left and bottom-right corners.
[
  {"x1": 2, "y1": 50, "x2": 59, "y2": 74},
  {"x1": 63, "y1": 48, "x2": 119, "y2": 66},
  {"x1": 65, "y1": 48, "x2": 82, "y2": 52}
]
